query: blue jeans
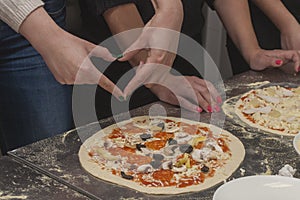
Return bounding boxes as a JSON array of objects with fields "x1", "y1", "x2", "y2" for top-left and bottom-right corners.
[{"x1": 0, "y1": 0, "x2": 74, "y2": 153}]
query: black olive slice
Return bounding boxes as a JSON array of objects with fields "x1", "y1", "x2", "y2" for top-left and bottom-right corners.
[
  {"x1": 201, "y1": 165, "x2": 210, "y2": 173},
  {"x1": 136, "y1": 143, "x2": 146, "y2": 151},
  {"x1": 140, "y1": 133, "x2": 152, "y2": 141},
  {"x1": 179, "y1": 144, "x2": 193, "y2": 154},
  {"x1": 121, "y1": 171, "x2": 134, "y2": 180}
]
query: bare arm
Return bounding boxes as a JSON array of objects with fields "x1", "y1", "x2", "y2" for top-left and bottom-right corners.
[
  {"x1": 214, "y1": 0, "x2": 260, "y2": 64},
  {"x1": 213, "y1": 0, "x2": 300, "y2": 71},
  {"x1": 151, "y1": 0, "x2": 183, "y2": 13},
  {"x1": 251, "y1": 0, "x2": 300, "y2": 51},
  {"x1": 251, "y1": 0, "x2": 298, "y2": 34},
  {"x1": 103, "y1": 3, "x2": 148, "y2": 66}
]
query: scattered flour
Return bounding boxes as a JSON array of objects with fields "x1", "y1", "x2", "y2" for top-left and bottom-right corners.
[{"x1": 278, "y1": 164, "x2": 296, "y2": 177}]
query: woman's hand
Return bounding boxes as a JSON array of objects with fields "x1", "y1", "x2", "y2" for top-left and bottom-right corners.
[
  {"x1": 279, "y1": 24, "x2": 300, "y2": 73},
  {"x1": 42, "y1": 31, "x2": 124, "y2": 98},
  {"x1": 248, "y1": 49, "x2": 300, "y2": 72},
  {"x1": 149, "y1": 77, "x2": 222, "y2": 113},
  {"x1": 124, "y1": 62, "x2": 222, "y2": 113},
  {"x1": 19, "y1": 7, "x2": 124, "y2": 99},
  {"x1": 119, "y1": 0, "x2": 183, "y2": 68}
]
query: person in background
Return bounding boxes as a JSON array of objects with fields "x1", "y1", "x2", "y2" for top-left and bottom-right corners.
[
  {"x1": 79, "y1": 0, "x2": 223, "y2": 119},
  {"x1": 0, "y1": 0, "x2": 123, "y2": 154},
  {"x1": 79, "y1": 0, "x2": 300, "y2": 119},
  {"x1": 222, "y1": 0, "x2": 300, "y2": 74}
]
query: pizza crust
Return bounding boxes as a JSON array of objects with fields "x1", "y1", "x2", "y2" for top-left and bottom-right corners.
[{"x1": 79, "y1": 116, "x2": 245, "y2": 194}]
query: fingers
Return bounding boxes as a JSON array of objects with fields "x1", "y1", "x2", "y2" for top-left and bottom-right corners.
[
  {"x1": 123, "y1": 61, "x2": 146, "y2": 98},
  {"x1": 279, "y1": 62, "x2": 297, "y2": 75},
  {"x1": 267, "y1": 50, "x2": 300, "y2": 71},
  {"x1": 91, "y1": 45, "x2": 116, "y2": 62},
  {"x1": 160, "y1": 90, "x2": 202, "y2": 113},
  {"x1": 98, "y1": 74, "x2": 124, "y2": 100},
  {"x1": 194, "y1": 90, "x2": 221, "y2": 113},
  {"x1": 291, "y1": 51, "x2": 300, "y2": 72},
  {"x1": 198, "y1": 79, "x2": 220, "y2": 102},
  {"x1": 176, "y1": 95, "x2": 203, "y2": 113},
  {"x1": 276, "y1": 50, "x2": 300, "y2": 72},
  {"x1": 151, "y1": 84, "x2": 203, "y2": 113},
  {"x1": 118, "y1": 35, "x2": 148, "y2": 62},
  {"x1": 263, "y1": 56, "x2": 284, "y2": 69},
  {"x1": 194, "y1": 92, "x2": 210, "y2": 112},
  {"x1": 187, "y1": 77, "x2": 221, "y2": 112},
  {"x1": 78, "y1": 59, "x2": 124, "y2": 100},
  {"x1": 165, "y1": 76, "x2": 222, "y2": 113},
  {"x1": 119, "y1": 49, "x2": 143, "y2": 62},
  {"x1": 271, "y1": 58, "x2": 284, "y2": 68}
]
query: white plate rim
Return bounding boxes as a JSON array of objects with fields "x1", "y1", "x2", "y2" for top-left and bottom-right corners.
[{"x1": 213, "y1": 175, "x2": 300, "y2": 200}]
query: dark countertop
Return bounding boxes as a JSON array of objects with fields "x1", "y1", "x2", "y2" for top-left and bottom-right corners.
[
  {"x1": 0, "y1": 156, "x2": 88, "y2": 200},
  {"x1": 7, "y1": 69, "x2": 300, "y2": 200}
]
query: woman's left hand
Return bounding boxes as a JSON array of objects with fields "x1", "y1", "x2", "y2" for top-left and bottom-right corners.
[{"x1": 119, "y1": 1, "x2": 183, "y2": 67}]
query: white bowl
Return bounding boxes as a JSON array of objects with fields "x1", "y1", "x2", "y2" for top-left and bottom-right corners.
[
  {"x1": 293, "y1": 132, "x2": 300, "y2": 155},
  {"x1": 213, "y1": 175, "x2": 300, "y2": 200}
]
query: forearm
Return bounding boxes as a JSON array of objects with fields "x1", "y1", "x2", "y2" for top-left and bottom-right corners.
[
  {"x1": 0, "y1": 0, "x2": 44, "y2": 32},
  {"x1": 151, "y1": 0, "x2": 183, "y2": 12},
  {"x1": 251, "y1": 0, "x2": 299, "y2": 34},
  {"x1": 19, "y1": 7, "x2": 65, "y2": 56},
  {"x1": 151, "y1": 0, "x2": 183, "y2": 30},
  {"x1": 214, "y1": 0, "x2": 260, "y2": 64},
  {"x1": 103, "y1": 3, "x2": 148, "y2": 66}
]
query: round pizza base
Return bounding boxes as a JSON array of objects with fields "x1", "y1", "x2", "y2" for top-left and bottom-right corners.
[
  {"x1": 79, "y1": 116, "x2": 245, "y2": 195},
  {"x1": 235, "y1": 90, "x2": 296, "y2": 137}
]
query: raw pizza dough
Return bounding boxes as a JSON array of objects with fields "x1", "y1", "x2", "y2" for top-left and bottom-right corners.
[
  {"x1": 79, "y1": 116, "x2": 245, "y2": 194},
  {"x1": 235, "y1": 85, "x2": 300, "y2": 136}
]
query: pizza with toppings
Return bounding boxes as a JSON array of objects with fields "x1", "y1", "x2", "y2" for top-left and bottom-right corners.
[
  {"x1": 79, "y1": 116, "x2": 245, "y2": 194},
  {"x1": 235, "y1": 85, "x2": 300, "y2": 136}
]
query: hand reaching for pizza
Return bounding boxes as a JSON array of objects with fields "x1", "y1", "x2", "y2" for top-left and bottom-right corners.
[
  {"x1": 249, "y1": 49, "x2": 300, "y2": 72},
  {"x1": 123, "y1": 62, "x2": 222, "y2": 113},
  {"x1": 279, "y1": 24, "x2": 300, "y2": 73},
  {"x1": 148, "y1": 78, "x2": 222, "y2": 113}
]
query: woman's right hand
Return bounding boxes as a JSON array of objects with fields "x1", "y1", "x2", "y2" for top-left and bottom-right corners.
[
  {"x1": 19, "y1": 7, "x2": 124, "y2": 100},
  {"x1": 43, "y1": 31, "x2": 124, "y2": 98},
  {"x1": 148, "y1": 76, "x2": 222, "y2": 113},
  {"x1": 248, "y1": 48, "x2": 300, "y2": 72},
  {"x1": 123, "y1": 62, "x2": 222, "y2": 113},
  {"x1": 119, "y1": 0, "x2": 183, "y2": 69}
]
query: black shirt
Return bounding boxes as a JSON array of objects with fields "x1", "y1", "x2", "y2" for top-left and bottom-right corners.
[
  {"x1": 81, "y1": 0, "x2": 216, "y2": 37},
  {"x1": 86, "y1": 0, "x2": 215, "y2": 15}
]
